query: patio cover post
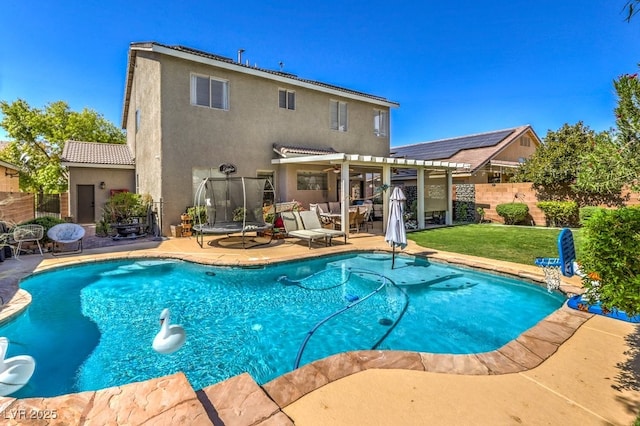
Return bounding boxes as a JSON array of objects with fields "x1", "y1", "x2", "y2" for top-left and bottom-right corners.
[
  {"x1": 382, "y1": 164, "x2": 391, "y2": 232},
  {"x1": 340, "y1": 162, "x2": 350, "y2": 235},
  {"x1": 445, "y1": 170, "x2": 453, "y2": 225},
  {"x1": 417, "y1": 168, "x2": 425, "y2": 229}
]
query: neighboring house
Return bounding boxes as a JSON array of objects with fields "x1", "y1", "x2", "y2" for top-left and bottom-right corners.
[
  {"x1": 0, "y1": 159, "x2": 20, "y2": 192},
  {"x1": 390, "y1": 125, "x2": 541, "y2": 185},
  {"x1": 120, "y1": 42, "x2": 467, "y2": 234},
  {"x1": 61, "y1": 141, "x2": 135, "y2": 223}
]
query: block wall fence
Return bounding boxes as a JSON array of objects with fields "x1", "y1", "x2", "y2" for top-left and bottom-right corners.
[
  {"x1": 0, "y1": 192, "x2": 69, "y2": 225},
  {"x1": 0, "y1": 192, "x2": 35, "y2": 225},
  {"x1": 457, "y1": 183, "x2": 640, "y2": 226}
]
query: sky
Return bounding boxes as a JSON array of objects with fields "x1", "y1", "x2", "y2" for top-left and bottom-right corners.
[{"x1": 1, "y1": 1, "x2": 639, "y2": 146}]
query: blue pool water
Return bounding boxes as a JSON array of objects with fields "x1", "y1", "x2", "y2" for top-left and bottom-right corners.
[{"x1": 3, "y1": 252, "x2": 564, "y2": 398}]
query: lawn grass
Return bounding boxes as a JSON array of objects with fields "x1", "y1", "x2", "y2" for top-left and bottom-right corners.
[{"x1": 407, "y1": 224, "x2": 582, "y2": 266}]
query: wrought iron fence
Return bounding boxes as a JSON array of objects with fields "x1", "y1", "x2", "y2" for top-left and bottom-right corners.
[{"x1": 35, "y1": 193, "x2": 61, "y2": 219}]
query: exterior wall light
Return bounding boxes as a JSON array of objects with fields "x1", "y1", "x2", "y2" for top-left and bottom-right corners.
[{"x1": 99, "y1": 181, "x2": 106, "y2": 190}]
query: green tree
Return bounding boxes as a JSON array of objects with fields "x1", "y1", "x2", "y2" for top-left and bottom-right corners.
[
  {"x1": 613, "y1": 71, "x2": 640, "y2": 187},
  {"x1": 0, "y1": 99, "x2": 125, "y2": 193},
  {"x1": 571, "y1": 71, "x2": 640, "y2": 196},
  {"x1": 513, "y1": 122, "x2": 621, "y2": 205}
]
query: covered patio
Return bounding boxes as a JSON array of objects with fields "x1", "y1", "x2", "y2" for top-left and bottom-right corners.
[{"x1": 271, "y1": 152, "x2": 470, "y2": 235}]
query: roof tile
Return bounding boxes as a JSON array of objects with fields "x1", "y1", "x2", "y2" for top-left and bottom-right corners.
[{"x1": 61, "y1": 141, "x2": 134, "y2": 166}]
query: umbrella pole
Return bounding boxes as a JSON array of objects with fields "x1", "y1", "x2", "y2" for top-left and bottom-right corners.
[{"x1": 392, "y1": 244, "x2": 395, "y2": 269}]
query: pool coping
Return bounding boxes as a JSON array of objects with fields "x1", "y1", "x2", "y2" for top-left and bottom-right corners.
[{"x1": 0, "y1": 241, "x2": 594, "y2": 425}]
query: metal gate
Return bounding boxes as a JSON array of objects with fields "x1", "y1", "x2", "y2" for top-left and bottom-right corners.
[{"x1": 35, "y1": 193, "x2": 61, "y2": 219}]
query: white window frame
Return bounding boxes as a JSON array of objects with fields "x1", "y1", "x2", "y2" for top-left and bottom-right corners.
[
  {"x1": 330, "y1": 100, "x2": 348, "y2": 132},
  {"x1": 190, "y1": 73, "x2": 229, "y2": 110},
  {"x1": 373, "y1": 109, "x2": 387, "y2": 137},
  {"x1": 278, "y1": 89, "x2": 296, "y2": 110}
]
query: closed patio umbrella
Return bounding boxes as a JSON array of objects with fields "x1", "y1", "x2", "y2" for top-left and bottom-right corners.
[{"x1": 385, "y1": 186, "x2": 407, "y2": 269}]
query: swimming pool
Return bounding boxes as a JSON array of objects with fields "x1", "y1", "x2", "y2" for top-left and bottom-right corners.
[{"x1": 4, "y1": 252, "x2": 564, "y2": 398}]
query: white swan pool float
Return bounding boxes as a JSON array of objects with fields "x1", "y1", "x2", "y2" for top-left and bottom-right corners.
[
  {"x1": 0, "y1": 337, "x2": 36, "y2": 396},
  {"x1": 152, "y1": 309, "x2": 186, "y2": 354}
]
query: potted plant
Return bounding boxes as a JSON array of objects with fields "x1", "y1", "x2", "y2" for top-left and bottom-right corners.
[
  {"x1": 102, "y1": 192, "x2": 150, "y2": 238},
  {"x1": 232, "y1": 207, "x2": 247, "y2": 222}
]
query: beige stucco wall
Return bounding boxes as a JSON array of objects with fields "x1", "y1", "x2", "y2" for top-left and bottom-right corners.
[
  {"x1": 127, "y1": 52, "x2": 163, "y2": 209},
  {"x1": 129, "y1": 52, "x2": 393, "y2": 233},
  {"x1": 494, "y1": 132, "x2": 538, "y2": 163},
  {"x1": 67, "y1": 167, "x2": 135, "y2": 222},
  {"x1": 0, "y1": 166, "x2": 19, "y2": 192}
]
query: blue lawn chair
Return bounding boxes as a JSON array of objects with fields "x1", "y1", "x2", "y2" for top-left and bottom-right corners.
[{"x1": 534, "y1": 228, "x2": 575, "y2": 291}]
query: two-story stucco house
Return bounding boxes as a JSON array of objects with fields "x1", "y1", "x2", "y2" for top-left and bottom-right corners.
[{"x1": 119, "y1": 42, "x2": 467, "y2": 234}]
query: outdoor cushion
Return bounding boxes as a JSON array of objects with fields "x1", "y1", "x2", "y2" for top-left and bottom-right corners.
[
  {"x1": 316, "y1": 203, "x2": 330, "y2": 214},
  {"x1": 48, "y1": 223, "x2": 85, "y2": 242},
  {"x1": 47, "y1": 223, "x2": 85, "y2": 256}
]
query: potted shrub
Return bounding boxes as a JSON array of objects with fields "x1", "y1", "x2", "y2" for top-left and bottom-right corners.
[{"x1": 102, "y1": 192, "x2": 150, "y2": 238}]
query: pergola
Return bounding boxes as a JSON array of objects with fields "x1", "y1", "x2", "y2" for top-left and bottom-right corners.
[{"x1": 272, "y1": 153, "x2": 470, "y2": 234}]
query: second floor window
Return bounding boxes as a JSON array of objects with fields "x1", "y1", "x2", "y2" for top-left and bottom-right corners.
[
  {"x1": 191, "y1": 74, "x2": 229, "y2": 110},
  {"x1": 374, "y1": 109, "x2": 387, "y2": 137},
  {"x1": 330, "y1": 100, "x2": 348, "y2": 132},
  {"x1": 279, "y1": 89, "x2": 295, "y2": 110}
]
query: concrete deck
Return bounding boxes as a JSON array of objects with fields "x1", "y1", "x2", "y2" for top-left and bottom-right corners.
[{"x1": 0, "y1": 228, "x2": 638, "y2": 425}]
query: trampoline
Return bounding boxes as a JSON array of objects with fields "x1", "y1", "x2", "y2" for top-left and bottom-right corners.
[{"x1": 193, "y1": 177, "x2": 275, "y2": 248}]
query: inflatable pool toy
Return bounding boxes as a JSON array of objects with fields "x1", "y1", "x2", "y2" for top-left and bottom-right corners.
[
  {"x1": 0, "y1": 337, "x2": 36, "y2": 396},
  {"x1": 152, "y1": 309, "x2": 186, "y2": 354},
  {"x1": 567, "y1": 295, "x2": 640, "y2": 323}
]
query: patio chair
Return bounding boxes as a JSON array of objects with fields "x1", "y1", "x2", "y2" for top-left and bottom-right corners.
[
  {"x1": 281, "y1": 211, "x2": 327, "y2": 249},
  {"x1": 357, "y1": 205, "x2": 372, "y2": 232},
  {"x1": 47, "y1": 223, "x2": 85, "y2": 256},
  {"x1": 11, "y1": 224, "x2": 44, "y2": 259},
  {"x1": 335, "y1": 210, "x2": 359, "y2": 233},
  {"x1": 299, "y1": 210, "x2": 347, "y2": 245}
]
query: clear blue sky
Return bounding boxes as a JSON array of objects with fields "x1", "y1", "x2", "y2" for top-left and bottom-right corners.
[{"x1": 1, "y1": 1, "x2": 638, "y2": 146}]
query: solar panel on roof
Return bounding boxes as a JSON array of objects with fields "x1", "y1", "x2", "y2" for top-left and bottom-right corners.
[{"x1": 393, "y1": 129, "x2": 515, "y2": 160}]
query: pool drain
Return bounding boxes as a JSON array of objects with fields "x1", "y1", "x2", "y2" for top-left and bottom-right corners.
[{"x1": 378, "y1": 318, "x2": 393, "y2": 326}]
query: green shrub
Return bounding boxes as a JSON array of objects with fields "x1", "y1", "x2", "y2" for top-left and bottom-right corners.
[
  {"x1": 536, "y1": 201, "x2": 579, "y2": 227},
  {"x1": 19, "y1": 217, "x2": 67, "y2": 244},
  {"x1": 579, "y1": 206, "x2": 604, "y2": 226},
  {"x1": 187, "y1": 206, "x2": 207, "y2": 224},
  {"x1": 102, "y1": 192, "x2": 148, "y2": 224},
  {"x1": 495, "y1": 203, "x2": 529, "y2": 225},
  {"x1": 579, "y1": 206, "x2": 640, "y2": 316}
]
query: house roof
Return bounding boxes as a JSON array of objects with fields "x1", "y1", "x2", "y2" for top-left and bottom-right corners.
[
  {"x1": 0, "y1": 159, "x2": 19, "y2": 171},
  {"x1": 122, "y1": 42, "x2": 399, "y2": 128},
  {"x1": 0, "y1": 142, "x2": 19, "y2": 171},
  {"x1": 273, "y1": 143, "x2": 338, "y2": 158},
  {"x1": 61, "y1": 141, "x2": 135, "y2": 169},
  {"x1": 390, "y1": 125, "x2": 540, "y2": 174}
]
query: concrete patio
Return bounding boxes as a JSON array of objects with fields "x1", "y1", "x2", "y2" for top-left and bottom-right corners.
[{"x1": 0, "y1": 228, "x2": 638, "y2": 425}]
